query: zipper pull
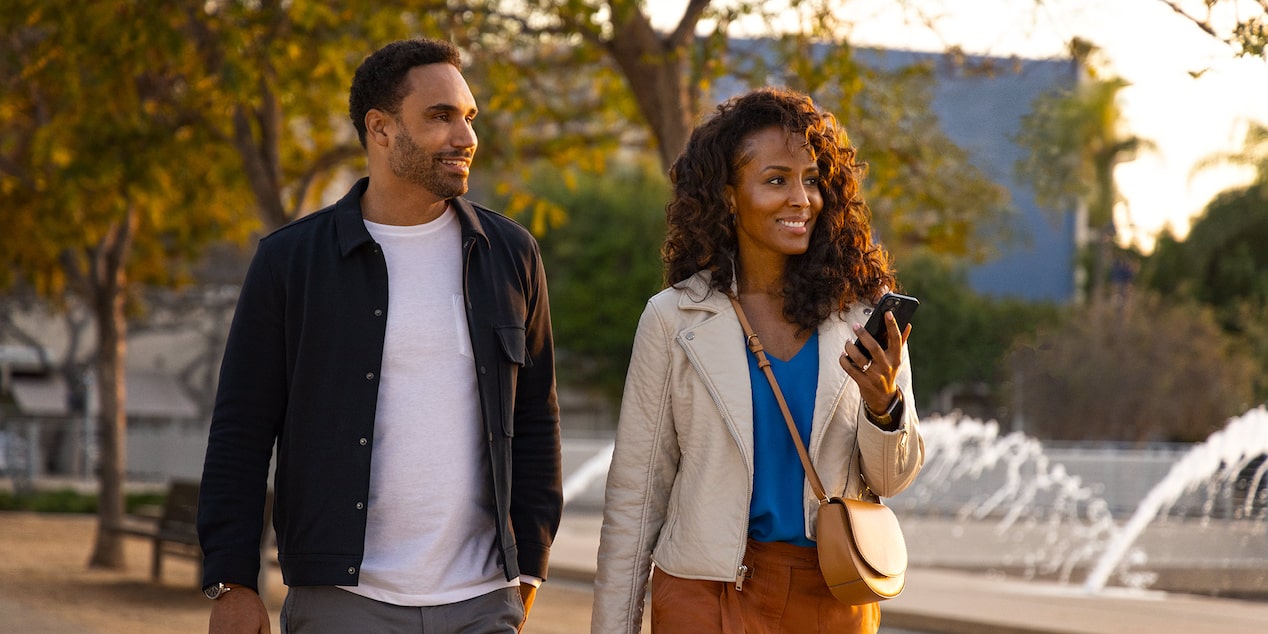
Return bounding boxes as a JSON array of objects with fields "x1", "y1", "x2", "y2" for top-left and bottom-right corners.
[{"x1": 735, "y1": 564, "x2": 749, "y2": 591}]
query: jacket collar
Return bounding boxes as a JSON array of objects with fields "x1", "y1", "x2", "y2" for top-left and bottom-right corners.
[
  {"x1": 334, "y1": 178, "x2": 373, "y2": 257},
  {"x1": 334, "y1": 177, "x2": 490, "y2": 257},
  {"x1": 673, "y1": 270, "x2": 732, "y2": 313}
]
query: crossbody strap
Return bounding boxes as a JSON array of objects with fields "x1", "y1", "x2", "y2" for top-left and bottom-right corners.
[{"x1": 729, "y1": 295, "x2": 832, "y2": 504}]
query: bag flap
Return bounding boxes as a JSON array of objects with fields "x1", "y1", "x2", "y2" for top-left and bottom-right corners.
[{"x1": 841, "y1": 498, "x2": 907, "y2": 577}]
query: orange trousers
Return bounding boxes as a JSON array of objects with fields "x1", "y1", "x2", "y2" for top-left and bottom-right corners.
[{"x1": 650, "y1": 539, "x2": 880, "y2": 634}]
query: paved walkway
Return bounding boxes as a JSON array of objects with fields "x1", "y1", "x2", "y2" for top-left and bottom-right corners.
[
  {"x1": 551, "y1": 511, "x2": 1268, "y2": 634},
  {"x1": 0, "y1": 596, "x2": 84, "y2": 633},
  {"x1": 4, "y1": 509, "x2": 1264, "y2": 633}
]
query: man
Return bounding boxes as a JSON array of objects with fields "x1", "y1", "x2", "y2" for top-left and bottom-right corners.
[{"x1": 196, "y1": 38, "x2": 562, "y2": 633}]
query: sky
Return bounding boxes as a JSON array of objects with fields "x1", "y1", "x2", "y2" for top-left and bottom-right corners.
[{"x1": 648, "y1": 0, "x2": 1268, "y2": 251}]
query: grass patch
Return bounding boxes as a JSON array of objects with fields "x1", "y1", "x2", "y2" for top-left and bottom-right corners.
[{"x1": 0, "y1": 489, "x2": 168, "y2": 514}]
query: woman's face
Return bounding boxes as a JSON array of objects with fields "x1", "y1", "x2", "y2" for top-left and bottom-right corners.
[{"x1": 726, "y1": 126, "x2": 824, "y2": 269}]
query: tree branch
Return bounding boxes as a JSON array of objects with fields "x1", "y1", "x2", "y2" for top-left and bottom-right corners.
[
  {"x1": 669, "y1": 0, "x2": 711, "y2": 48},
  {"x1": 1156, "y1": 0, "x2": 1220, "y2": 39},
  {"x1": 288, "y1": 144, "x2": 363, "y2": 218}
]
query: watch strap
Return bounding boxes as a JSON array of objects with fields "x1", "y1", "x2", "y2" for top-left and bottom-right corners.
[
  {"x1": 203, "y1": 582, "x2": 233, "y2": 600},
  {"x1": 864, "y1": 391, "x2": 902, "y2": 427}
]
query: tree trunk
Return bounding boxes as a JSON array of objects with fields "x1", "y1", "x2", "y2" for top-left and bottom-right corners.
[
  {"x1": 233, "y1": 98, "x2": 287, "y2": 231},
  {"x1": 606, "y1": 5, "x2": 699, "y2": 171},
  {"x1": 86, "y1": 207, "x2": 137, "y2": 570}
]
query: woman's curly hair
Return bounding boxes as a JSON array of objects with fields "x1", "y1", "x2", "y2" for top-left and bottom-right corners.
[{"x1": 663, "y1": 87, "x2": 895, "y2": 331}]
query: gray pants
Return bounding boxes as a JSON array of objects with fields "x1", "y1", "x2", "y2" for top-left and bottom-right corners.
[{"x1": 281, "y1": 585, "x2": 525, "y2": 633}]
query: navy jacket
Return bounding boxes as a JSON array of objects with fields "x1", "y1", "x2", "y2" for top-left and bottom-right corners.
[{"x1": 197, "y1": 178, "x2": 562, "y2": 590}]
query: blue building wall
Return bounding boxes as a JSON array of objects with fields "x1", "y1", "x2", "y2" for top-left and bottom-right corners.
[{"x1": 866, "y1": 51, "x2": 1080, "y2": 302}]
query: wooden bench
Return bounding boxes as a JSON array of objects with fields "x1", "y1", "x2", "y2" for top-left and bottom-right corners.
[
  {"x1": 110, "y1": 478, "x2": 273, "y2": 588},
  {"x1": 110, "y1": 478, "x2": 204, "y2": 583}
]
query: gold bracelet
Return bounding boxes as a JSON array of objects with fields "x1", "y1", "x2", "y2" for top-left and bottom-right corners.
[{"x1": 864, "y1": 391, "x2": 901, "y2": 426}]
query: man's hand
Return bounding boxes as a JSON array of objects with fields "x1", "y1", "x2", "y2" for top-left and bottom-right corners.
[
  {"x1": 517, "y1": 584, "x2": 538, "y2": 633},
  {"x1": 209, "y1": 586, "x2": 270, "y2": 634}
]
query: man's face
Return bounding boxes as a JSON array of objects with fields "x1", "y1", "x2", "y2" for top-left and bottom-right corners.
[{"x1": 388, "y1": 63, "x2": 478, "y2": 199}]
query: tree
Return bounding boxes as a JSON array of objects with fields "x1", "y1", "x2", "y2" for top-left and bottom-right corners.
[
  {"x1": 1144, "y1": 187, "x2": 1268, "y2": 310},
  {"x1": 0, "y1": 2, "x2": 256, "y2": 567},
  {"x1": 1191, "y1": 120, "x2": 1268, "y2": 189},
  {"x1": 531, "y1": 161, "x2": 668, "y2": 402},
  {"x1": 1156, "y1": 0, "x2": 1268, "y2": 59},
  {"x1": 1140, "y1": 122, "x2": 1268, "y2": 399},
  {"x1": 172, "y1": 1, "x2": 465, "y2": 231},
  {"x1": 1005, "y1": 291, "x2": 1258, "y2": 443},
  {"x1": 1013, "y1": 42, "x2": 1152, "y2": 301},
  {"x1": 456, "y1": 1, "x2": 1012, "y2": 258},
  {"x1": 446, "y1": 0, "x2": 1016, "y2": 410},
  {"x1": 0, "y1": 0, "x2": 1026, "y2": 561},
  {"x1": 898, "y1": 253, "x2": 1061, "y2": 415},
  {"x1": 1143, "y1": 121, "x2": 1268, "y2": 312}
]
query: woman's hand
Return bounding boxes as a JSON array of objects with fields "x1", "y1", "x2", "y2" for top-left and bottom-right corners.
[{"x1": 839, "y1": 310, "x2": 912, "y2": 414}]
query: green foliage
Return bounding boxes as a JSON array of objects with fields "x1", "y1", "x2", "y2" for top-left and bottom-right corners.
[
  {"x1": 1168, "y1": 200, "x2": 1268, "y2": 307},
  {"x1": 455, "y1": 1, "x2": 1014, "y2": 262},
  {"x1": 1140, "y1": 182, "x2": 1268, "y2": 400},
  {"x1": 1006, "y1": 292, "x2": 1258, "y2": 443},
  {"x1": 176, "y1": 0, "x2": 452, "y2": 229},
  {"x1": 1012, "y1": 65, "x2": 1152, "y2": 302},
  {"x1": 812, "y1": 55, "x2": 1014, "y2": 263},
  {"x1": 1140, "y1": 185, "x2": 1268, "y2": 309},
  {"x1": 898, "y1": 253, "x2": 1060, "y2": 413},
  {"x1": 0, "y1": 1, "x2": 258, "y2": 294},
  {"x1": 0, "y1": 489, "x2": 167, "y2": 514},
  {"x1": 1013, "y1": 74, "x2": 1146, "y2": 232},
  {"x1": 529, "y1": 161, "x2": 669, "y2": 401},
  {"x1": 1156, "y1": 0, "x2": 1268, "y2": 59}
]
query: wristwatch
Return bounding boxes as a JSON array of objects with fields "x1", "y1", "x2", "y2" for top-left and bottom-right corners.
[
  {"x1": 864, "y1": 391, "x2": 902, "y2": 427},
  {"x1": 203, "y1": 582, "x2": 233, "y2": 600}
]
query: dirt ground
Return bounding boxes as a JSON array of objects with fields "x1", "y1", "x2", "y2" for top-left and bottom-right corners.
[{"x1": 0, "y1": 511, "x2": 595, "y2": 633}]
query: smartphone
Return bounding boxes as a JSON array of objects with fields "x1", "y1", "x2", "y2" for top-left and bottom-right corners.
[{"x1": 854, "y1": 292, "x2": 919, "y2": 360}]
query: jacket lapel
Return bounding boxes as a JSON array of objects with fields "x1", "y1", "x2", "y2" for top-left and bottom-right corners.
[
  {"x1": 809, "y1": 302, "x2": 871, "y2": 455},
  {"x1": 674, "y1": 282, "x2": 756, "y2": 467}
]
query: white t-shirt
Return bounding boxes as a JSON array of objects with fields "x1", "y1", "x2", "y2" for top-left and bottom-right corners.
[{"x1": 340, "y1": 208, "x2": 511, "y2": 606}]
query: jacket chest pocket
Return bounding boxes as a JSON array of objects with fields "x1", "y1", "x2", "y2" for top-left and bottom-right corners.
[
  {"x1": 494, "y1": 325, "x2": 527, "y2": 436},
  {"x1": 496, "y1": 325, "x2": 528, "y2": 367}
]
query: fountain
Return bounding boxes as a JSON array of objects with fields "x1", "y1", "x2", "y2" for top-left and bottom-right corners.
[
  {"x1": 890, "y1": 408, "x2": 1268, "y2": 597},
  {"x1": 560, "y1": 408, "x2": 1268, "y2": 598},
  {"x1": 888, "y1": 414, "x2": 1126, "y2": 585},
  {"x1": 1084, "y1": 407, "x2": 1268, "y2": 593}
]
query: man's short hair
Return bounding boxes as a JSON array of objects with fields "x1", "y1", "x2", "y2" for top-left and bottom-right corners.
[{"x1": 349, "y1": 38, "x2": 463, "y2": 147}]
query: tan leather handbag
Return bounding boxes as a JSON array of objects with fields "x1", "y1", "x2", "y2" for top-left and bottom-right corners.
[{"x1": 731, "y1": 297, "x2": 908, "y2": 605}]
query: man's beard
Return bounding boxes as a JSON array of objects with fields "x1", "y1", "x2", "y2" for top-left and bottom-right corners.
[{"x1": 390, "y1": 129, "x2": 469, "y2": 199}]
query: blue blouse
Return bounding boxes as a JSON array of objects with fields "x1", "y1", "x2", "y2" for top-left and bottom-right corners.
[{"x1": 747, "y1": 331, "x2": 819, "y2": 547}]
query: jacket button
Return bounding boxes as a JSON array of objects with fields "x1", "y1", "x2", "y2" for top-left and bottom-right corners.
[
  {"x1": 359, "y1": 437, "x2": 368, "y2": 446},
  {"x1": 355, "y1": 502, "x2": 364, "y2": 510},
  {"x1": 685, "y1": 332, "x2": 695, "y2": 340},
  {"x1": 479, "y1": 366, "x2": 486, "y2": 375},
  {"x1": 365, "y1": 372, "x2": 375, "y2": 380},
  {"x1": 374, "y1": 309, "x2": 383, "y2": 317},
  {"x1": 347, "y1": 567, "x2": 356, "y2": 575}
]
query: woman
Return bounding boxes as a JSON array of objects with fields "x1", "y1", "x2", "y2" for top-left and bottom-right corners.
[{"x1": 591, "y1": 87, "x2": 924, "y2": 634}]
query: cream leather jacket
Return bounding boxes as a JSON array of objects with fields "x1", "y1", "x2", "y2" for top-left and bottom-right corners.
[{"x1": 591, "y1": 273, "x2": 924, "y2": 633}]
